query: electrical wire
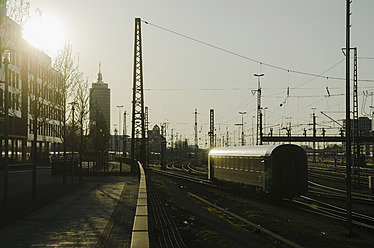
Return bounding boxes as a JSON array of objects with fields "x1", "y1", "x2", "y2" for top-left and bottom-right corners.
[
  {"x1": 142, "y1": 19, "x2": 374, "y2": 83},
  {"x1": 144, "y1": 88, "x2": 252, "y2": 91}
]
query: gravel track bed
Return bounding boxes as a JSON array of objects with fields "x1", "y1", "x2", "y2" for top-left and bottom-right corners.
[{"x1": 149, "y1": 170, "x2": 374, "y2": 248}]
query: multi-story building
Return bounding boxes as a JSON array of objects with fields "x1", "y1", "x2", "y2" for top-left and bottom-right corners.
[
  {"x1": 357, "y1": 117, "x2": 372, "y2": 136},
  {"x1": 24, "y1": 42, "x2": 64, "y2": 143},
  {"x1": 0, "y1": 14, "x2": 64, "y2": 164},
  {"x1": 345, "y1": 117, "x2": 373, "y2": 137},
  {"x1": 89, "y1": 64, "x2": 111, "y2": 133},
  {"x1": 0, "y1": 15, "x2": 25, "y2": 144}
]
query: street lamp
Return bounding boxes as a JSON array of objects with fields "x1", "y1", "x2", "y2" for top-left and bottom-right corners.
[
  {"x1": 254, "y1": 73, "x2": 264, "y2": 145},
  {"x1": 251, "y1": 115, "x2": 255, "y2": 145},
  {"x1": 113, "y1": 123, "x2": 118, "y2": 156},
  {"x1": 2, "y1": 50, "x2": 10, "y2": 211},
  {"x1": 116, "y1": 105, "x2": 123, "y2": 156},
  {"x1": 261, "y1": 107, "x2": 268, "y2": 136},
  {"x1": 70, "y1": 101, "x2": 77, "y2": 183},
  {"x1": 237, "y1": 112, "x2": 246, "y2": 146}
]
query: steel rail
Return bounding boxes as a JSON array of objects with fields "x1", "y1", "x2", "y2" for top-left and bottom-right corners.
[
  {"x1": 294, "y1": 195, "x2": 374, "y2": 232},
  {"x1": 188, "y1": 192, "x2": 305, "y2": 248}
]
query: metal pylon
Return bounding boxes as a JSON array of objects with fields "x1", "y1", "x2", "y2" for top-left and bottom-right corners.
[
  {"x1": 145, "y1": 106, "x2": 149, "y2": 167},
  {"x1": 352, "y1": 47, "x2": 360, "y2": 186},
  {"x1": 209, "y1": 109, "x2": 215, "y2": 148},
  {"x1": 131, "y1": 18, "x2": 146, "y2": 164}
]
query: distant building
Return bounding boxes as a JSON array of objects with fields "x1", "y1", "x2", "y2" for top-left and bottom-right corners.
[
  {"x1": 109, "y1": 134, "x2": 130, "y2": 155},
  {"x1": 148, "y1": 124, "x2": 166, "y2": 154},
  {"x1": 89, "y1": 64, "x2": 111, "y2": 133},
  {"x1": 344, "y1": 117, "x2": 372, "y2": 136},
  {"x1": 357, "y1": 117, "x2": 372, "y2": 136}
]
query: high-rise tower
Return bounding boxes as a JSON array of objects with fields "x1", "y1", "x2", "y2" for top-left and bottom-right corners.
[{"x1": 90, "y1": 63, "x2": 111, "y2": 133}]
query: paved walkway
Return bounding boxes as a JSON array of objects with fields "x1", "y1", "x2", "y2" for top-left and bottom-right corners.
[{"x1": 0, "y1": 175, "x2": 138, "y2": 247}]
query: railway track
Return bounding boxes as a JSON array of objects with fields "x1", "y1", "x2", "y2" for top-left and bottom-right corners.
[
  {"x1": 147, "y1": 176, "x2": 186, "y2": 248},
  {"x1": 308, "y1": 164, "x2": 373, "y2": 188},
  {"x1": 292, "y1": 195, "x2": 374, "y2": 232},
  {"x1": 151, "y1": 165, "x2": 374, "y2": 235},
  {"x1": 150, "y1": 167, "x2": 304, "y2": 248},
  {"x1": 151, "y1": 167, "x2": 212, "y2": 187},
  {"x1": 307, "y1": 180, "x2": 374, "y2": 205},
  {"x1": 159, "y1": 162, "x2": 374, "y2": 204},
  {"x1": 166, "y1": 160, "x2": 208, "y2": 176}
]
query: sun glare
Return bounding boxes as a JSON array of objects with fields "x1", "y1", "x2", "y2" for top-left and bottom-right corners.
[{"x1": 23, "y1": 13, "x2": 67, "y2": 56}]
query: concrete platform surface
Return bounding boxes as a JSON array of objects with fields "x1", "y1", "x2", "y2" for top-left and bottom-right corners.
[{"x1": 0, "y1": 175, "x2": 138, "y2": 247}]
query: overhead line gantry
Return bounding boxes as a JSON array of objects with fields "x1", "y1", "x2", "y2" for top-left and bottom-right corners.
[{"x1": 131, "y1": 18, "x2": 146, "y2": 166}]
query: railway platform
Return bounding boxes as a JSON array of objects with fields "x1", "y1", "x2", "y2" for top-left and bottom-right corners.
[{"x1": 0, "y1": 168, "x2": 141, "y2": 247}]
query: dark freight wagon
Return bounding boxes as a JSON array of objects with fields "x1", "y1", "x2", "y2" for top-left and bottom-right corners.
[{"x1": 208, "y1": 144, "x2": 308, "y2": 197}]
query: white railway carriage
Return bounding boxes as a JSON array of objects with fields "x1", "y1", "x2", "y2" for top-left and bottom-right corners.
[{"x1": 208, "y1": 144, "x2": 307, "y2": 197}]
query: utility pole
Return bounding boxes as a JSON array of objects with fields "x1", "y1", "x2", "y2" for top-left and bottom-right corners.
[
  {"x1": 252, "y1": 116, "x2": 255, "y2": 145},
  {"x1": 345, "y1": 0, "x2": 353, "y2": 236},
  {"x1": 70, "y1": 102, "x2": 77, "y2": 183},
  {"x1": 262, "y1": 107, "x2": 268, "y2": 136},
  {"x1": 209, "y1": 109, "x2": 215, "y2": 148},
  {"x1": 176, "y1": 132, "x2": 179, "y2": 159},
  {"x1": 160, "y1": 122, "x2": 166, "y2": 170},
  {"x1": 226, "y1": 127, "x2": 229, "y2": 147},
  {"x1": 114, "y1": 123, "x2": 118, "y2": 154},
  {"x1": 131, "y1": 18, "x2": 146, "y2": 167},
  {"x1": 235, "y1": 112, "x2": 246, "y2": 146},
  {"x1": 117, "y1": 105, "x2": 123, "y2": 155},
  {"x1": 352, "y1": 48, "x2": 360, "y2": 188},
  {"x1": 312, "y1": 108, "x2": 316, "y2": 163},
  {"x1": 3, "y1": 50, "x2": 10, "y2": 211},
  {"x1": 254, "y1": 73, "x2": 264, "y2": 145},
  {"x1": 123, "y1": 111, "x2": 127, "y2": 157},
  {"x1": 240, "y1": 112, "x2": 246, "y2": 146},
  {"x1": 32, "y1": 56, "x2": 38, "y2": 198},
  {"x1": 144, "y1": 106, "x2": 149, "y2": 167},
  {"x1": 171, "y1": 129, "x2": 174, "y2": 160},
  {"x1": 194, "y1": 108, "x2": 198, "y2": 149}
]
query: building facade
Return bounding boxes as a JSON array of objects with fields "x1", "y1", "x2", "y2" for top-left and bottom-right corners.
[{"x1": 0, "y1": 14, "x2": 64, "y2": 164}]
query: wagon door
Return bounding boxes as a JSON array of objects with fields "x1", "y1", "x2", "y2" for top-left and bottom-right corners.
[
  {"x1": 279, "y1": 155, "x2": 296, "y2": 186},
  {"x1": 272, "y1": 147, "x2": 307, "y2": 196}
]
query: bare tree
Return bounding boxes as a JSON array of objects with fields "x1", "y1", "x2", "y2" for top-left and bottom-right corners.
[
  {"x1": 29, "y1": 61, "x2": 45, "y2": 197},
  {"x1": 52, "y1": 40, "x2": 80, "y2": 184},
  {"x1": 2, "y1": 0, "x2": 38, "y2": 26},
  {"x1": 0, "y1": 0, "x2": 40, "y2": 59},
  {"x1": 89, "y1": 104, "x2": 109, "y2": 172},
  {"x1": 72, "y1": 75, "x2": 91, "y2": 179}
]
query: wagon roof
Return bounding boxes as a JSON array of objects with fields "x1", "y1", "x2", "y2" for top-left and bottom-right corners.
[{"x1": 208, "y1": 144, "x2": 300, "y2": 157}]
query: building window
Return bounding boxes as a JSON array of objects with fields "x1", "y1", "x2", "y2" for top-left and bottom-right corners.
[
  {"x1": 16, "y1": 73, "x2": 19, "y2": 88},
  {"x1": 0, "y1": 88, "x2": 3, "y2": 108},
  {"x1": 12, "y1": 93, "x2": 15, "y2": 109},
  {"x1": 8, "y1": 92, "x2": 11, "y2": 109},
  {"x1": 30, "y1": 119, "x2": 33, "y2": 134},
  {"x1": 16, "y1": 93, "x2": 19, "y2": 110}
]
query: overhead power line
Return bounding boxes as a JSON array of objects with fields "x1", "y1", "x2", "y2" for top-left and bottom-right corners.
[
  {"x1": 144, "y1": 88, "x2": 252, "y2": 91},
  {"x1": 142, "y1": 20, "x2": 374, "y2": 83}
]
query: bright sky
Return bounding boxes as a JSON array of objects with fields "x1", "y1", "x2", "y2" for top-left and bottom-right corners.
[
  {"x1": 23, "y1": 12, "x2": 67, "y2": 57},
  {"x1": 23, "y1": 0, "x2": 374, "y2": 148}
]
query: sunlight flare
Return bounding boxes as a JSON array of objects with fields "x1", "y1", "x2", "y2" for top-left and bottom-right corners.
[{"x1": 23, "y1": 12, "x2": 67, "y2": 56}]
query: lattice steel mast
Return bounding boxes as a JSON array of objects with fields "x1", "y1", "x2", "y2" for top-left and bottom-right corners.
[
  {"x1": 352, "y1": 48, "x2": 360, "y2": 187},
  {"x1": 194, "y1": 108, "x2": 198, "y2": 148},
  {"x1": 209, "y1": 109, "x2": 215, "y2": 148},
  {"x1": 145, "y1": 106, "x2": 149, "y2": 167},
  {"x1": 131, "y1": 18, "x2": 146, "y2": 164},
  {"x1": 345, "y1": 0, "x2": 353, "y2": 235},
  {"x1": 254, "y1": 73, "x2": 264, "y2": 145}
]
